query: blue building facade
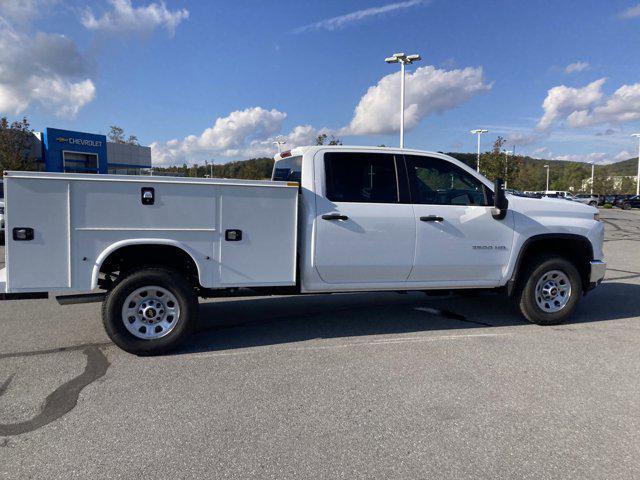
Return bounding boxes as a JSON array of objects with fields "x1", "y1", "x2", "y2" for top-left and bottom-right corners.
[
  {"x1": 43, "y1": 128, "x2": 108, "y2": 174},
  {"x1": 40, "y1": 128, "x2": 151, "y2": 175}
]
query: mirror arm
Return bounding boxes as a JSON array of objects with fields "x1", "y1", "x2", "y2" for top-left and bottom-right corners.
[{"x1": 492, "y1": 205, "x2": 508, "y2": 220}]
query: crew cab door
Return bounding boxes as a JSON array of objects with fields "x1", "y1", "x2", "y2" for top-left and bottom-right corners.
[
  {"x1": 314, "y1": 151, "x2": 415, "y2": 284},
  {"x1": 404, "y1": 154, "x2": 514, "y2": 284}
]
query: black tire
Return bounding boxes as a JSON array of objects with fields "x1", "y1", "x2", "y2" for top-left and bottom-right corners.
[
  {"x1": 517, "y1": 255, "x2": 582, "y2": 326},
  {"x1": 622, "y1": 203, "x2": 631, "y2": 210},
  {"x1": 588, "y1": 201, "x2": 597, "y2": 207},
  {"x1": 102, "y1": 267, "x2": 198, "y2": 355}
]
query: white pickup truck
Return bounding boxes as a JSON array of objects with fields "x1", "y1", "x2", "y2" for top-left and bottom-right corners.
[{"x1": 0, "y1": 146, "x2": 606, "y2": 354}]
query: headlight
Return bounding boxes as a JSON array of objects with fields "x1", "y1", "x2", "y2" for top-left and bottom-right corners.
[{"x1": 594, "y1": 212, "x2": 600, "y2": 221}]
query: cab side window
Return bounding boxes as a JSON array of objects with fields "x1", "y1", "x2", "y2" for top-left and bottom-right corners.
[
  {"x1": 324, "y1": 152, "x2": 399, "y2": 203},
  {"x1": 405, "y1": 155, "x2": 490, "y2": 206}
]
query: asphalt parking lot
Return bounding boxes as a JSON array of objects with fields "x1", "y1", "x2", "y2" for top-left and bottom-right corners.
[{"x1": 1, "y1": 208, "x2": 639, "y2": 479}]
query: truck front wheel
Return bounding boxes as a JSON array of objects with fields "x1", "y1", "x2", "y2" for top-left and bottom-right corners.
[
  {"x1": 102, "y1": 267, "x2": 198, "y2": 355},
  {"x1": 517, "y1": 255, "x2": 582, "y2": 325}
]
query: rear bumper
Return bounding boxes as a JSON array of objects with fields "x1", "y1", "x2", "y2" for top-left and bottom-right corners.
[{"x1": 588, "y1": 260, "x2": 606, "y2": 290}]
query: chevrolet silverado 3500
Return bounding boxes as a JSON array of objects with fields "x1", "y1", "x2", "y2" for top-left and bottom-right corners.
[{"x1": 0, "y1": 146, "x2": 606, "y2": 354}]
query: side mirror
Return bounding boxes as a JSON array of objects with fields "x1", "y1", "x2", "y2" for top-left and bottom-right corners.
[{"x1": 492, "y1": 178, "x2": 508, "y2": 220}]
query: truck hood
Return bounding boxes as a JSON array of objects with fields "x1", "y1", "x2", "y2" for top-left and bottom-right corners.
[{"x1": 507, "y1": 194, "x2": 597, "y2": 219}]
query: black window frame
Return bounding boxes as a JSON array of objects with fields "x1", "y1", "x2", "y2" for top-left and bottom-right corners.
[
  {"x1": 323, "y1": 152, "x2": 410, "y2": 204},
  {"x1": 403, "y1": 154, "x2": 492, "y2": 207}
]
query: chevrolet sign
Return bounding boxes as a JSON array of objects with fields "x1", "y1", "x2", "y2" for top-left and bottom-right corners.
[{"x1": 55, "y1": 136, "x2": 102, "y2": 147}]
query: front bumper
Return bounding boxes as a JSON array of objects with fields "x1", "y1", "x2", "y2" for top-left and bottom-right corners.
[{"x1": 588, "y1": 260, "x2": 606, "y2": 290}]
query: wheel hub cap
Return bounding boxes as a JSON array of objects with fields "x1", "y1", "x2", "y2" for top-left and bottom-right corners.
[
  {"x1": 535, "y1": 270, "x2": 571, "y2": 313},
  {"x1": 121, "y1": 286, "x2": 180, "y2": 339}
]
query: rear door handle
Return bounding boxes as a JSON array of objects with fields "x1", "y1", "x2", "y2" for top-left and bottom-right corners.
[
  {"x1": 420, "y1": 215, "x2": 443, "y2": 222},
  {"x1": 322, "y1": 214, "x2": 349, "y2": 221}
]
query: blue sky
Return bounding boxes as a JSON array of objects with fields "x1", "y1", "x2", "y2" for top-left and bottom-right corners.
[{"x1": 1, "y1": 0, "x2": 640, "y2": 165}]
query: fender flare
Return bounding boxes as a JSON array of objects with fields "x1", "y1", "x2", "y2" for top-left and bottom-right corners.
[
  {"x1": 506, "y1": 233, "x2": 594, "y2": 296},
  {"x1": 91, "y1": 238, "x2": 204, "y2": 289}
]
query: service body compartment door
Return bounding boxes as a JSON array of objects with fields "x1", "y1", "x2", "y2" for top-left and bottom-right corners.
[
  {"x1": 218, "y1": 185, "x2": 298, "y2": 286},
  {"x1": 314, "y1": 152, "x2": 415, "y2": 284},
  {"x1": 5, "y1": 177, "x2": 70, "y2": 291}
]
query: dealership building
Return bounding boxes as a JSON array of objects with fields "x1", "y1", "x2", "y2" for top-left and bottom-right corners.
[{"x1": 33, "y1": 127, "x2": 152, "y2": 175}]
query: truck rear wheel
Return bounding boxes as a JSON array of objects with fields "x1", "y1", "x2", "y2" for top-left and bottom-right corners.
[
  {"x1": 517, "y1": 255, "x2": 582, "y2": 325},
  {"x1": 102, "y1": 267, "x2": 198, "y2": 355}
]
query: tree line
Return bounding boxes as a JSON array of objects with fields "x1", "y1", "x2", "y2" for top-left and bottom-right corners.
[{"x1": 448, "y1": 137, "x2": 638, "y2": 194}]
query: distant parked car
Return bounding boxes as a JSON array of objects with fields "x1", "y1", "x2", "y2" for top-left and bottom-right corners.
[
  {"x1": 543, "y1": 190, "x2": 576, "y2": 201},
  {"x1": 613, "y1": 194, "x2": 634, "y2": 208},
  {"x1": 620, "y1": 195, "x2": 640, "y2": 210},
  {"x1": 603, "y1": 195, "x2": 618, "y2": 205},
  {"x1": 574, "y1": 193, "x2": 599, "y2": 207}
]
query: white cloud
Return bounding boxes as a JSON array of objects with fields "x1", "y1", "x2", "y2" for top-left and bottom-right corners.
[
  {"x1": 82, "y1": 0, "x2": 189, "y2": 36},
  {"x1": 564, "y1": 61, "x2": 589, "y2": 74},
  {"x1": 0, "y1": 23, "x2": 95, "y2": 118},
  {"x1": 619, "y1": 3, "x2": 640, "y2": 19},
  {"x1": 345, "y1": 65, "x2": 491, "y2": 135},
  {"x1": 532, "y1": 147, "x2": 551, "y2": 158},
  {"x1": 152, "y1": 64, "x2": 492, "y2": 165},
  {"x1": 567, "y1": 82, "x2": 640, "y2": 127},
  {"x1": 0, "y1": 0, "x2": 56, "y2": 23},
  {"x1": 538, "y1": 78, "x2": 640, "y2": 130},
  {"x1": 32, "y1": 78, "x2": 96, "y2": 118},
  {"x1": 553, "y1": 152, "x2": 608, "y2": 164},
  {"x1": 151, "y1": 107, "x2": 301, "y2": 165},
  {"x1": 537, "y1": 78, "x2": 605, "y2": 130},
  {"x1": 294, "y1": 0, "x2": 427, "y2": 33},
  {"x1": 614, "y1": 150, "x2": 632, "y2": 161}
]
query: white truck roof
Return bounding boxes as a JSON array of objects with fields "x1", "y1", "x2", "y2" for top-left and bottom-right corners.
[{"x1": 274, "y1": 145, "x2": 452, "y2": 161}]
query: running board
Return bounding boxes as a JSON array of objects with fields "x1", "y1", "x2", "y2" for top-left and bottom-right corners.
[
  {"x1": 56, "y1": 293, "x2": 106, "y2": 305},
  {"x1": 0, "y1": 292, "x2": 49, "y2": 301}
]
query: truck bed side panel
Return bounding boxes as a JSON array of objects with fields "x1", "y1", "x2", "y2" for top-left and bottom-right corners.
[{"x1": 4, "y1": 172, "x2": 298, "y2": 293}]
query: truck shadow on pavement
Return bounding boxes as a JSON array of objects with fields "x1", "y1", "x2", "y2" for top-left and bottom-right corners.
[{"x1": 178, "y1": 281, "x2": 640, "y2": 355}]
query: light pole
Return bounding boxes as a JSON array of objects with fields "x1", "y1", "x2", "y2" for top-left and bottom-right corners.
[
  {"x1": 544, "y1": 164, "x2": 550, "y2": 191},
  {"x1": 470, "y1": 129, "x2": 488, "y2": 172},
  {"x1": 590, "y1": 162, "x2": 595, "y2": 195},
  {"x1": 632, "y1": 133, "x2": 640, "y2": 195},
  {"x1": 503, "y1": 149, "x2": 512, "y2": 188},
  {"x1": 385, "y1": 52, "x2": 421, "y2": 149}
]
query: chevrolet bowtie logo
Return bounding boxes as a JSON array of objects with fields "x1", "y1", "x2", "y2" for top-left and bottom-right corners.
[{"x1": 56, "y1": 137, "x2": 68, "y2": 143}]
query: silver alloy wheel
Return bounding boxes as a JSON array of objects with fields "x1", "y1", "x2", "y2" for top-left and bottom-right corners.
[
  {"x1": 534, "y1": 270, "x2": 572, "y2": 313},
  {"x1": 121, "y1": 286, "x2": 181, "y2": 340}
]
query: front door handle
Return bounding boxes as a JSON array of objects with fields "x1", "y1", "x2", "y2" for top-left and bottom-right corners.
[
  {"x1": 322, "y1": 214, "x2": 349, "y2": 221},
  {"x1": 420, "y1": 215, "x2": 443, "y2": 222}
]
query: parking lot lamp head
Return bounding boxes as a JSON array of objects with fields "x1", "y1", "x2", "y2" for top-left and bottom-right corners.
[{"x1": 385, "y1": 52, "x2": 421, "y2": 149}]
